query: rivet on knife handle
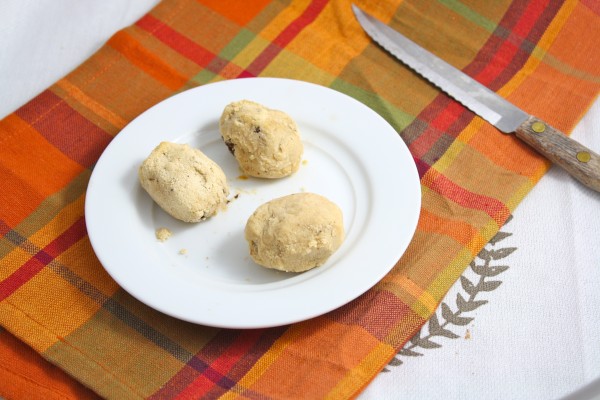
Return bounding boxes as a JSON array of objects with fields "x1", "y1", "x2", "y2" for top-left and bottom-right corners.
[{"x1": 516, "y1": 116, "x2": 600, "y2": 192}]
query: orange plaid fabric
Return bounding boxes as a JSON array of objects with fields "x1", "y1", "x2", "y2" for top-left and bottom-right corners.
[{"x1": 1, "y1": 0, "x2": 599, "y2": 398}]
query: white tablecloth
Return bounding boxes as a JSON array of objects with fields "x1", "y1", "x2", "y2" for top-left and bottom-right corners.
[{"x1": 1, "y1": 1, "x2": 599, "y2": 399}]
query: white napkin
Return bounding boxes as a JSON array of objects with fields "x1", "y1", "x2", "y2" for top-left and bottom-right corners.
[
  {"x1": 362, "y1": 98, "x2": 600, "y2": 399},
  {"x1": 0, "y1": 0, "x2": 159, "y2": 119}
]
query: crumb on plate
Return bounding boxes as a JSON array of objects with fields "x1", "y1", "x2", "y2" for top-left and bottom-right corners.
[{"x1": 155, "y1": 227, "x2": 172, "y2": 242}]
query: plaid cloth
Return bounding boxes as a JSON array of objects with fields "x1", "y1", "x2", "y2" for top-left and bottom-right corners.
[{"x1": 1, "y1": 0, "x2": 599, "y2": 398}]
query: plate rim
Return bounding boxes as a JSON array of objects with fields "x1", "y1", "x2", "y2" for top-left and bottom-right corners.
[{"x1": 85, "y1": 77, "x2": 421, "y2": 328}]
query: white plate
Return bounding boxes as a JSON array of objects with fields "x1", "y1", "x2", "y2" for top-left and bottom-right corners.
[{"x1": 85, "y1": 78, "x2": 421, "y2": 329}]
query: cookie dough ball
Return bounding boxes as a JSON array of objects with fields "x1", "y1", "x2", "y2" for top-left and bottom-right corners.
[
  {"x1": 219, "y1": 100, "x2": 303, "y2": 178},
  {"x1": 245, "y1": 193, "x2": 344, "y2": 272},
  {"x1": 139, "y1": 142, "x2": 229, "y2": 222}
]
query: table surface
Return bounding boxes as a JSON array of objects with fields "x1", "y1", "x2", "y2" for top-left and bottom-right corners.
[{"x1": 1, "y1": 1, "x2": 599, "y2": 399}]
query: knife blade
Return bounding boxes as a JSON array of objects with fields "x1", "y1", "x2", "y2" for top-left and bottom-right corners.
[{"x1": 352, "y1": 4, "x2": 600, "y2": 193}]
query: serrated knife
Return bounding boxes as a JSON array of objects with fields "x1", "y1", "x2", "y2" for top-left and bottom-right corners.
[{"x1": 352, "y1": 4, "x2": 600, "y2": 192}]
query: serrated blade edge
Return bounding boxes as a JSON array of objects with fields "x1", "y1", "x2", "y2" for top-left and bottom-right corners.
[{"x1": 352, "y1": 4, "x2": 528, "y2": 133}]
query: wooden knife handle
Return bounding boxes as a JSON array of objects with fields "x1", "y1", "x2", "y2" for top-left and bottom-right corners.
[{"x1": 515, "y1": 116, "x2": 600, "y2": 192}]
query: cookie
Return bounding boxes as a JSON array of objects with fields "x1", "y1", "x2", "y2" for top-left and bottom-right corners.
[
  {"x1": 139, "y1": 142, "x2": 229, "y2": 222},
  {"x1": 244, "y1": 193, "x2": 345, "y2": 272},
  {"x1": 219, "y1": 100, "x2": 303, "y2": 178}
]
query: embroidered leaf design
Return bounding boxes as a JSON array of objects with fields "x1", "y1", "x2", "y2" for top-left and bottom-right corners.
[
  {"x1": 448, "y1": 315, "x2": 473, "y2": 326},
  {"x1": 409, "y1": 330, "x2": 422, "y2": 346},
  {"x1": 388, "y1": 357, "x2": 403, "y2": 366},
  {"x1": 398, "y1": 348, "x2": 423, "y2": 357},
  {"x1": 412, "y1": 336, "x2": 441, "y2": 349},
  {"x1": 440, "y1": 303, "x2": 473, "y2": 325},
  {"x1": 489, "y1": 247, "x2": 517, "y2": 260},
  {"x1": 437, "y1": 327, "x2": 460, "y2": 339},
  {"x1": 471, "y1": 263, "x2": 509, "y2": 277},
  {"x1": 460, "y1": 276, "x2": 477, "y2": 296},
  {"x1": 441, "y1": 302, "x2": 454, "y2": 321},
  {"x1": 449, "y1": 315, "x2": 473, "y2": 326},
  {"x1": 456, "y1": 293, "x2": 488, "y2": 312},
  {"x1": 389, "y1": 218, "x2": 515, "y2": 370},
  {"x1": 456, "y1": 293, "x2": 469, "y2": 310},
  {"x1": 477, "y1": 247, "x2": 492, "y2": 261},
  {"x1": 489, "y1": 231, "x2": 512, "y2": 245},
  {"x1": 479, "y1": 280, "x2": 502, "y2": 292},
  {"x1": 428, "y1": 313, "x2": 441, "y2": 334}
]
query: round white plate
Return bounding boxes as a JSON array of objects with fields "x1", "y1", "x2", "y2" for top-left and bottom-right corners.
[{"x1": 85, "y1": 77, "x2": 421, "y2": 329}]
